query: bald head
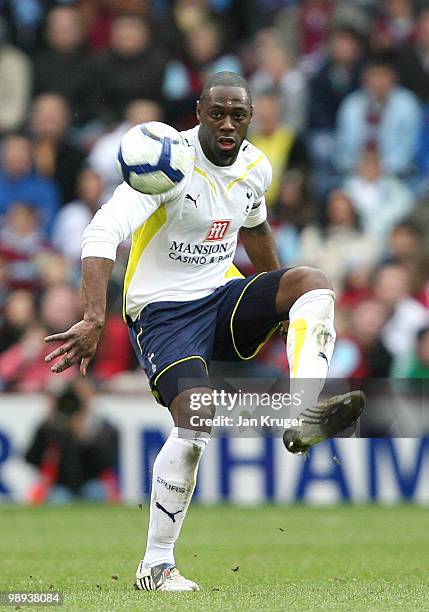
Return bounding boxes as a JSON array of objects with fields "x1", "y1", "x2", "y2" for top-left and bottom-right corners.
[{"x1": 200, "y1": 71, "x2": 252, "y2": 106}]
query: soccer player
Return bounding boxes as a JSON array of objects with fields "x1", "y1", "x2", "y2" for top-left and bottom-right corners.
[{"x1": 45, "y1": 72, "x2": 364, "y2": 592}]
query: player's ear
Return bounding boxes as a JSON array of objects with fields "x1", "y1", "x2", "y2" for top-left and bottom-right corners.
[
  {"x1": 196, "y1": 100, "x2": 201, "y2": 122},
  {"x1": 249, "y1": 105, "x2": 254, "y2": 122}
]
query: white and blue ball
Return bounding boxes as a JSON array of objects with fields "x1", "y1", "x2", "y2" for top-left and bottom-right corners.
[{"x1": 118, "y1": 122, "x2": 193, "y2": 195}]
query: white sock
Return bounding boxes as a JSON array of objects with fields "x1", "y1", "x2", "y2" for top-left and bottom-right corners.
[
  {"x1": 143, "y1": 427, "x2": 209, "y2": 568},
  {"x1": 286, "y1": 289, "x2": 336, "y2": 414}
]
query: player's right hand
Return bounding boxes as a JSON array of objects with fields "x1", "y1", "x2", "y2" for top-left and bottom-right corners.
[{"x1": 44, "y1": 319, "x2": 104, "y2": 376}]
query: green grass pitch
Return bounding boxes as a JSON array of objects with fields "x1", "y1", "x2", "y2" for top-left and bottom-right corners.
[{"x1": 1, "y1": 503, "x2": 428, "y2": 611}]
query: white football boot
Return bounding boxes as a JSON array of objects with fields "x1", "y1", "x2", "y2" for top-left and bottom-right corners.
[{"x1": 135, "y1": 560, "x2": 200, "y2": 592}]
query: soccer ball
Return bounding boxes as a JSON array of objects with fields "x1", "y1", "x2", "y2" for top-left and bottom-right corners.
[{"x1": 118, "y1": 121, "x2": 193, "y2": 195}]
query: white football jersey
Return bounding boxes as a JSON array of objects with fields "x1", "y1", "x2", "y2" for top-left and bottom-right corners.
[{"x1": 81, "y1": 125, "x2": 272, "y2": 321}]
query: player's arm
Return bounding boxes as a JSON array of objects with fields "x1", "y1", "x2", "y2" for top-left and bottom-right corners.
[
  {"x1": 239, "y1": 157, "x2": 279, "y2": 272},
  {"x1": 239, "y1": 220, "x2": 280, "y2": 273},
  {"x1": 45, "y1": 182, "x2": 163, "y2": 375}
]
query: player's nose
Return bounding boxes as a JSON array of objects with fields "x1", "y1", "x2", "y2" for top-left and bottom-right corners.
[{"x1": 220, "y1": 115, "x2": 234, "y2": 132}]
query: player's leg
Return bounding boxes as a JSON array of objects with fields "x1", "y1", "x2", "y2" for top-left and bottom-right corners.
[
  {"x1": 218, "y1": 266, "x2": 337, "y2": 382},
  {"x1": 128, "y1": 298, "x2": 217, "y2": 591},
  {"x1": 217, "y1": 266, "x2": 364, "y2": 451},
  {"x1": 272, "y1": 267, "x2": 365, "y2": 451},
  {"x1": 135, "y1": 360, "x2": 213, "y2": 592}
]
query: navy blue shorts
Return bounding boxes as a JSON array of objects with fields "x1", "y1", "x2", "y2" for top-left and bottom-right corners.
[{"x1": 127, "y1": 269, "x2": 286, "y2": 406}]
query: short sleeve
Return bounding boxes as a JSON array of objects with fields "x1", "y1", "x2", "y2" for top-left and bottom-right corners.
[
  {"x1": 81, "y1": 182, "x2": 163, "y2": 260},
  {"x1": 242, "y1": 196, "x2": 268, "y2": 228}
]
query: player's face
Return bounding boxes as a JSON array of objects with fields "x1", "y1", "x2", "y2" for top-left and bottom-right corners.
[{"x1": 197, "y1": 86, "x2": 253, "y2": 166}]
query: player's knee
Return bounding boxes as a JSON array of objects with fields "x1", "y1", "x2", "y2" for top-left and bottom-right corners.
[
  {"x1": 295, "y1": 266, "x2": 333, "y2": 292},
  {"x1": 280, "y1": 266, "x2": 333, "y2": 294},
  {"x1": 276, "y1": 266, "x2": 333, "y2": 317}
]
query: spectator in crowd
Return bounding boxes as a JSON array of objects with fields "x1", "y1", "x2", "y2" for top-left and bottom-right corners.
[
  {"x1": 391, "y1": 325, "x2": 429, "y2": 382},
  {"x1": 52, "y1": 169, "x2": 103, "y2": 268},
  {"x1": 162, "y1": 0, "x2": 216, "y2": 37},
  {"x1": 251, "y1": 41, "x2": 307, "y2": 134},
  {"x1": 272, "y1": 169, "x2": 319, "y2": 265},
  {"x1": 183, "y1": 18, "x2": 241, "y2": 79},
  {"x1": 343, "y1": 147, "x2": 415, "y2": 240},
  {"x1": 164, "y1": 20, "x2": 241, "y2": 129},
  {"x1": 299, "y1": 0, "x2": 336, "y2": 71},
  {"x1": 0, "y1": 289, "x2": 36, "y2": 353},
  {"x1": 34, "y1": 250, "x2": 73, "y2": 290},
  {"x1": 411, "y1": 253, "x2": 429, "y2": 309},
  {"x1": 274, "y1": 168, "x2": 320, "y2": 231},
  {"x1": 371, "y1": 0, "x2": 416, "y2": 52},
  {"x1": 337, "y1": 263, "x2": 373, "y2": 308},
  {"x1": 153, "y1": 0, "x2": 212, "y2": 61},
  {"x1": 0, "y1": 135, "x2": 60, "y2": 234},
  {"x1": 88, "y1": 99, "x2": 163, "y2": 200},
  {"x1": 0, "y1": 202, "x2": 47, "y2": 290},
  {"x1": 408, "y1": 187, "x2": 429, "y2": 250},
  {"x1": 332, "y1": 1, "x2": 373, "y2": 37},
  {"x1": 0, "y1": 0, "x2": 45, "y2": 52},
  {"x1": 372, "y1": 262, "x2": 429, "y2": 357},
  {"x1": 308, "y1": 27, "x2": 364, "y2": 175},
  {"x1": 79, "y1": 0, "x2": 150, "y2": 51},
  {"x1": 330, "y1": 298, "x2": 392, "y2": 378},
  {"x1": 299, "y1": 189, "x2": 379, "y2": 290},
  {"x1": 0, "y1": 284, "x2": 80, "y2": 391},
  {"x1": 335, "y1": 55, "x2": 421, "y2": 179},
  {"x1": 0, "y1": 324, "x2": 54, "y2": 391},
  {"x1": 25, "y1": 378, "x2": 119, "y2": 504},
  {"x1": 0, "y1": 17, "x2": 32, "y2": 135},
  {"x1": 265, "y1": 4, "x2": 300, "y2": 64},
  {"x1": 29, "y1": 94, "x2": 85, "y2": 205},
  {"x1": 349, "y1": 298, "x2": 393, "y2": 378},
  {"x1": 324, "y1": 304, "x2": 361, "y2": 378},
  {"x1": 248, "y1": 27, "x2": 283, "y2": 69},
  {"x1": 41, "y1": 283, "x2": 81, "y2": 334},
  {"x1": 33, "y1": 6, "x2": 90, "y2": 126},
  {"x1": 396, "y1": 8, "x2": 429, "y2": 103},
  {"x1": 272, "y1": 0, "x2": 338, "y2": 71},
  {"x1": 86, "y1": 14, "x2": 168, "y2": 125},
  {"x1": 385, "y1": 221, "x2": 425, "y2": 265},
  {"x1": 250, "y1": 92, "x2": 308, "y2": 208},
  {"x1": 221, "y1": 0, "x2": 260, "y2": 43}
]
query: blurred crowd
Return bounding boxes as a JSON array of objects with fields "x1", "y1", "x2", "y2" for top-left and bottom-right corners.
[{"x1": 1, "y1": 0, "x2": 429, "y2": 392}]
